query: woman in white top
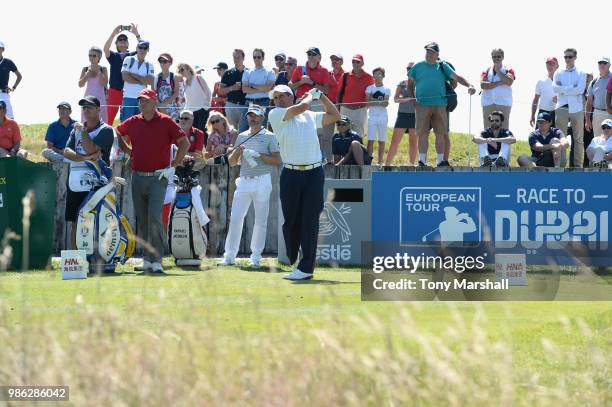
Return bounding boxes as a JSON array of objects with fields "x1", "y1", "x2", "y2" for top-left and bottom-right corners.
[{"x1": 177, "y1": 62, "x2": 211, "y2": 132}]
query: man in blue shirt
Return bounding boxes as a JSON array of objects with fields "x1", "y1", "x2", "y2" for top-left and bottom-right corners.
[
  {"x1": 518, "y1": 111, "x2": 568, "y2": 167},
  {"x1": 332, "y1": 115, "x2": 371, "y2": 165},
  {"x1": 42, "y1": 101, "x2": 75, "y2": 162},
  {"x1": 103, "y1": 24, "x2": 142, "y2": 124}
]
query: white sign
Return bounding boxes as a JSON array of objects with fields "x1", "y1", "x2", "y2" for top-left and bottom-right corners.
[
  {"x1": 61, "y1": 250, "x2": 88, "y2": 280},
  {"x1": 495, "y1": 254, "x2": 527, "y2": 286}
]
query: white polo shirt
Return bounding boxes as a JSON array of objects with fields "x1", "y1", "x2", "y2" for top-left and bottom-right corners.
[
  {"x1": 268, "y1": 107, "x2": 323, "y2": 165},
  {"x1": 535, "y1": 77, "x2": 556, "y2": 111},
  {"x1": 121, "y1": 56, "x2": 155, "y2": 99}
]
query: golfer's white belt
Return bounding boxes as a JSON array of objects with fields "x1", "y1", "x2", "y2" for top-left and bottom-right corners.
[
  {"x1": 134, "y1": 170, "x2": 163, "y2": 176},
  {"x1": 283, "y1": 162, "x2": 322, "y2": 171}
]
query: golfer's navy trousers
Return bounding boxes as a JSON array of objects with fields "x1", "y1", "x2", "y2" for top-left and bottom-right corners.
[{"x1": 279, "y1": 166, "x2": 324, "y2": 274}]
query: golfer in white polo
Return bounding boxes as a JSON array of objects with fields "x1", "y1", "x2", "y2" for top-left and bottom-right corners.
[{"x1": 218, "y1": 104, "x2": 281, "y2": 267}]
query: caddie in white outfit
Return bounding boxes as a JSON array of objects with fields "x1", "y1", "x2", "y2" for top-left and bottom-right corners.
[{"x1": 218, "y1": 104, "x2": 281, "y2": 267}]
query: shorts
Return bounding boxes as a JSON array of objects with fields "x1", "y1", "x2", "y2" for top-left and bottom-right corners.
[
  {"x1": 394, "y1": 112, "x2": 416, "y2": 129},
  {"x1": 415, "y1": 104, "x2": 448, "y2": 136},
  {"x1": 65, "y1": 189, "x2": 91, "y2": 222}
]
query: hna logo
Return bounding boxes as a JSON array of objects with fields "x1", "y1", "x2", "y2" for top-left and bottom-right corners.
[{"x1": 319, "y1": 202, "x2": 352, "y2": 243}]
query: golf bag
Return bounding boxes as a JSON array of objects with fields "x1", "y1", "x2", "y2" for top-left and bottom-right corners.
[
  {"x1": 75, "y1": 160, "x2": 135, "y2": 272},
  {"x1": 168, "y1": 159, "x2": 210, "y2": 266}
]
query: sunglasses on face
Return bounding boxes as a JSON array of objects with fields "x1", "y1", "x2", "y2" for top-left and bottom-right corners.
[
  {"x1": 180, "y1": 116, "x2": 192, "y2": 121},
  {"x1": 599, "y1": 61, "x2": 610, "y2": 65},
  {"x1": 603, "y1": 125, "x2": 611, "y2": 130},
  {"x1": 253, "y1": 55, "x2": 263, "y2": 59},
  {"x1": 352, "y1": 60, "x2": 361, "y2": 64},
  {"x1": 307, "y1": 52, "x2": 318, "y2": 57},
  {"x1": 564, "y1": 55, "x2": 575, "y2": 59},
  {"x1": 492, "y1": 55, "x2": 503, "y2": 59},
  {"x1": 82, "y1": 106, "x2": 96, "y2": 110},
  {"x1": 285, "y1": 62, "x2": 295, "y2": 66},
  {"x1": 489, "y1": 119, "x2": 501, "y2": 123},
  {"x1": 210, "y1": 119, "x2": 221, "y2": 124},
  {"x1": 275, "y1": 58, "x2": 284, "y2": 62},
  {"x1": 158, "y1": 59, "x2": 170, "y2": 64},
  {"x1": 88, "y1": 54, "x2": 98, "y2": 58},
  {"x1": 137, "y1": 46, "x2": 148, "y2": 50}
]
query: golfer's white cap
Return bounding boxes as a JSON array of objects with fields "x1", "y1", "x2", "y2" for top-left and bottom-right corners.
[
  {"x1": 270, "y1": 84, "x2": 293, "y2": 98},
  {"x1": 0, "y1": 42, "x2": 5, "y2": 49}
]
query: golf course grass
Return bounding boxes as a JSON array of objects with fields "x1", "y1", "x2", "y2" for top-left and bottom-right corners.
[{"x1": 0, "y1": 258, "x2": 610, "y2": 406}]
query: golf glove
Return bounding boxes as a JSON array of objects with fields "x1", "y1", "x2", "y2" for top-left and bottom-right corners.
[{"x1": 157, "y1": 167, "x2": 175, "y2": 181}]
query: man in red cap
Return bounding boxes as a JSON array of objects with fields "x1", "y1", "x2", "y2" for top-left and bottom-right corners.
[
  {"x1": 530, "y1": 57, "x2": 559, "y2": 127},
  {"x1": 116, "y1": 88, "x2": 190, "y2": 274},
  {"x1": 337, "y1": 54, "x2": 374, "y2": 140}
]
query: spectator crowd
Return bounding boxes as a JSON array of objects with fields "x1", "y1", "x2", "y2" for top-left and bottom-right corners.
[{"x1": 1, "y1": 28, "x2": 611, "y2": 169}]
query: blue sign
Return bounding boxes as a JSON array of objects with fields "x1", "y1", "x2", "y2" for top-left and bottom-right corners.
[{"x1": 373, "y1": 172, "x2": 612, "y2": 265}]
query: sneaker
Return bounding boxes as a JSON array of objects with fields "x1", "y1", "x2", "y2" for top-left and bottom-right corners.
[
  {"x1": 150, "y1": 262, "x2": 165, "y2": 274},
  {"x1": 437, "y1": 160, "x2": 451, "y2": 167},
  {"x1": 493, "y1": 156, "x2": 506, "y2": 167},
  {"x1": 135, "y1": 260, "x2": 152, "y2": 272},
  {"x1": 217, "y1": 258, "x2": 235, "y2": 266},
  {"x1": 417, "y1": 160, "x2": 427, "y2": 167},
  {"x1": 481, "y1": 156, "x2": 493, "y2": 167},
  {"x1": 248, "y1": 258, "x2": 261, "y2": 268},
  {"x1": 283, "y1": 269, "x2": 314, "y2": 280}
]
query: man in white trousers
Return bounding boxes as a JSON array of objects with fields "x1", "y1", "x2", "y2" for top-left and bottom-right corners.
[{"x1": 218, "y1": 104, "x2": 281, "y2": 267}]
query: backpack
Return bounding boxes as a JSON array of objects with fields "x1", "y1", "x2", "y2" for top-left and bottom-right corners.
[
  {"x1": 156, "y1": 72, "x2": 175, "y2": 92},
  {"x1": 439, "y1": 61, "x2": 457, "y2": 112},
  {"x1": 127, "y1": 57, "x2": 151, "y2": 75}
]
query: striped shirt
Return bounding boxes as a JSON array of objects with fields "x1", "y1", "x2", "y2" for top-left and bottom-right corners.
[{"x1": 268, "y1": 107, "x2": 323, "y2": 165}]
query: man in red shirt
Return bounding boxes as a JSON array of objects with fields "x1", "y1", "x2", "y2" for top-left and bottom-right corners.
[
  {"x1": 328, "y1": 53, "x2": 344, "y2": 104},
  {"x1": 116, "y1": 89, "x2": 190, "y2": 274},
  {"x1": 337, "y1": 54, "x2": 374, "y2": 139},
  {"x1": 289, "y1": 47, "x2": 337, "y2": 161},
  {"x1": 0, "y1": 101, "x2": 27, "y2": 158}
]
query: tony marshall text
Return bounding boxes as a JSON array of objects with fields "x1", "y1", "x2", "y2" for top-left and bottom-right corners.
[{"x1": 373, "y1": 278, "x2": 509, "y2": 291}]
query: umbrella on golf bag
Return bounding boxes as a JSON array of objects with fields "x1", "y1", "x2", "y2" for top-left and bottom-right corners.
[
  {"x1": 168, "y1": 158, "x2": 210, "y2": 266},
  {"x1": 75, "y1": 160, "x2": 135, "y2": 272}
]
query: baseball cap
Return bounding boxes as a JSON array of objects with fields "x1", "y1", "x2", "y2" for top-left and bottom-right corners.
[
  {"x1": 352, "y1": 54, "x2": 364, "y2": 62},
  {"x1": 137, "y1": 39, "x2": 150, "y2": 49},
  {"x1": 337, "y1": 115, "x2": 351, "y2": 124},
  {"x1": 57, "y1": 101, "x2": 72, "y2": 109},
  {"x1": 116, "y1": 34, "x2": 128, "y2": 42},
  {"x1": 0, "y1": 42, "x2": 5, "y2": 49},
  {"x1": 306, "y1": 47, "x2": 321, "y2": 56},
  {"x1": 546, "y1": 57, "x2": 558, "y2": 64},
  {"x1": 274, "y1": 53, "x2": 286, "y2": 61},
  {"x1": 158, "y1": 53, "x2": 173, "y2": 63},
  {"x1": 213, "y1": 62, "x2": 228, "y2": 70},
  {"x1": 537, "y1": 111, "x2": 552, "y2": 122},
  {"x1": 78, "y1": 96, "x2": 101, "y2": 108},
  {"x1": 270, "y1": 84, "x2": 293, "y2": 98},
  {"x1": 424, "y1": 42, "x2": 440, "y2": 52},
  {"x1": 601, "y1": 118, "x2": 612, "y2": 128},
  {"x1": 598, "y1": 56, "x2": 610, "y2": 64},
  {"x1": 0, "y1": 101, "x2": 6, "y2": 110},
  {"x1": 137, "y1": 89, "x2": 157, "y2": 100},
  {"x1": 247, "y1": 104, "x2": 265, "y2": 117},
  {"x1": 330, "y1": 53, "x2": 343, "y2": 60}
]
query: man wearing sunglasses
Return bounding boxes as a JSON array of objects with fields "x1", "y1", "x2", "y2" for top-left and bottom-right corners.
[
  {"x1": 275, "y1": 56, "x2": 297, "y2": 87},
  {"x1": 290, "y1": 47, "x2": 336, "y2": 162},
  {"x1": 472, "y1": 110, "x2": 515, "y2": 167},
  {"x1": 332, "y1": 115, "x2": 371, "y2": 165},
  {"x1": 269, "y1": 85, "x2": 340, "y2": 280},
  {"x1": 239, "y1": 48, "x2": 276, "y2": 132},
  {"x1": 273, "y1": 53, "x2": 286, "y2": 75},
  {"x1": 518, "y1": 111, "x2": 568, "y2": 168},
  {"x1": 480, "y1": 48, "x2": 515, "y2": 130},
  {"x1": 553, "y1": 48, "x2": 587, "y2": 167},
  {"x1": 120, "y1": 39, "x2": 154, "y2": 122},
  {"x1": 103, "y1": 24, "x2": 142, "y2": 124}
]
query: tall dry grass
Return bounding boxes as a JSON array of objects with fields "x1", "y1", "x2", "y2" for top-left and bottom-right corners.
[{"x1": 0, "y1": 299, "x2": 609, "y2": 407}]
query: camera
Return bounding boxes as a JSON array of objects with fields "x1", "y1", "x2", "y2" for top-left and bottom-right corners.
[{"x1": 121, "y1": 25, "x2": 131, "y2": 32}]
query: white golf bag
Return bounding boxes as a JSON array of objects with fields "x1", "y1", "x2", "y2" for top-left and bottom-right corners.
[
  {"x1": 168, "y1": 159, "x2": 209, "y2": 266},
  {"x1": 75, "y1": 160, "x2": 135, "y2": 272}
]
